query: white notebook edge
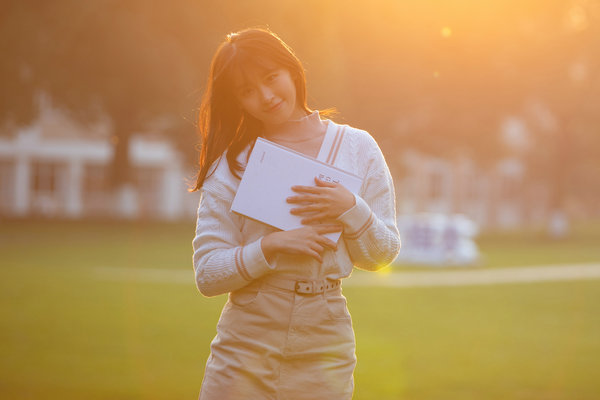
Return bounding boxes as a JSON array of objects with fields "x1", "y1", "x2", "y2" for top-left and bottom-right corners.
[{"x1": 253, "y1": 137, "x2": 363, "y2": 181}]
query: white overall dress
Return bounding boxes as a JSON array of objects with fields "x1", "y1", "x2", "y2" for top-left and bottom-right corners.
[{"x1": 198, "y1": 122, "x2": 356, "y2": 400}]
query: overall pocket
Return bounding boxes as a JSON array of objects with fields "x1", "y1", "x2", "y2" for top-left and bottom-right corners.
[
  {"x1": 324, "y1": 293, "x2": 351, "y2": 321},
  {"x1": 228, "y1": 281, "x2": 262, "y2": 308}
]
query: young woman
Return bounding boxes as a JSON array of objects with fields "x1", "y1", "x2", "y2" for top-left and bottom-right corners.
[{"x1": 191, "y1": 27, "x2": 400, "y2": 400}]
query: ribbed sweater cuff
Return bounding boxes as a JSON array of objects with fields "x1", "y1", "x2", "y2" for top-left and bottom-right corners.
[
  {"x1": 241, "y1": 238, "x2": 275, "y2": 280},
  {"x1": 337, "y1": 194, "x2": 374, "y2": 239}
]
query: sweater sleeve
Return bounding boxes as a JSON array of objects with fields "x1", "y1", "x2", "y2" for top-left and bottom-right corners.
[
  {"x1": 192, "y1": 187, "x2": 274, "y2": 297},
  {"x1": 336, "y1": 139, "x2": 401, "y2": 270}
]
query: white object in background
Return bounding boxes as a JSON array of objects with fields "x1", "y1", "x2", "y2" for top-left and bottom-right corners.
[
  {"x1": 548, "y1": 210, "x2": 569, "y2": 238},
  {"x1": 231, "y1": 138, "x2": 363, "y2": 242},
  {"x1": 395, "y1": 213, "x2": 480, "y2": 266}
]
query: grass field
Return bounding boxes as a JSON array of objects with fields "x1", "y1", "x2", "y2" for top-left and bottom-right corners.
[{"x1": 1, "y1": 219, "x2": 599, "y2": 399}]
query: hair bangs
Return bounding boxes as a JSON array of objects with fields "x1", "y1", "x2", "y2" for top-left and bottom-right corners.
[{"x1": 216, "y1": 45, "x2": 286, "y2": 96}]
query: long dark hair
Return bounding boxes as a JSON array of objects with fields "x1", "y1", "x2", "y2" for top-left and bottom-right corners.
[{"x1": 191, "y1": 28, "x2": 312, "y2": 192}]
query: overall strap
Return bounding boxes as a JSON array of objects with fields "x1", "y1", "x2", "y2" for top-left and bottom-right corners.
[{"x1": 316, "y1": 122, "x2": 346, "y2": 166}]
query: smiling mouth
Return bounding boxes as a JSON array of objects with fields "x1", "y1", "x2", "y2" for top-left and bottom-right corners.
[{"x1": 266, "y1": 101, "x2": 283, "y2": 112}]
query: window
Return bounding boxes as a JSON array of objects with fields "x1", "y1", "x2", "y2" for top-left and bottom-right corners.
[
  {"x1": 30, "y1": 160, "x2": 65, "y2": 215},
  {"x1": 31, "y1": 161, "x2": 58, "y2": 195},
  {"x1": 429, "y1": 172, "x2": 443, "y2": 200},
  {"x1": 134, "y1": 166, "x2": 162, "y2": 216},
  {"x1": 82, "y1": 164, "x2": 111, "y2": 216},
  {"x1": 0, "y1": 160, "x2": 14, "y2": 212}
]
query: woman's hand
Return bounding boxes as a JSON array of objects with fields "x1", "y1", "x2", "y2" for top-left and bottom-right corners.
[
  {"x1": 261, "y1": 224, "x2": 341, "y2": 263},
  {"x1": 287, "y1": 176, "x2": 356, "y2": 224}
]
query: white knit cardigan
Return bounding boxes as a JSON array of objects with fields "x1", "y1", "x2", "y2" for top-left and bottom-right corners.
[{"x1": 193, "y1": 120, "x2": 401, "y2": 297}]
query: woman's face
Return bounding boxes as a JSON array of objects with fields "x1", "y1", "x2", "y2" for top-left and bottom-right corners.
[{"x1": 233, "y1": 65, "x2": 305, "y2": 130}]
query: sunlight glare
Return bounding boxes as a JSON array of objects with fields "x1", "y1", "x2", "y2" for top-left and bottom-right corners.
[
  {"x1": 376, "y1": 265, "x2": 393, "y2": 276},
  {"x1": 565, "y1": 5, "x2": 588, "y2": 31}
]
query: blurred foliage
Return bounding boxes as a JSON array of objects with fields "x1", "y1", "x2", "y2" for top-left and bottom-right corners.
[{"x1": 1, "y1": 0, "x2": 599, "y2": 203}]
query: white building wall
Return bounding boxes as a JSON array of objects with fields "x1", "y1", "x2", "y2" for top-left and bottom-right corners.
[
  {"x1": 161, "y1": 162, "x2": 185, "y2": 220},
  {"x1": 397, "y1": 150, "x2": 542, "y2": 230},
  {"x1": 0, "y1": 118, "x2": 196, "y2": 220},
  {"x1": 65, "y1": 160, "x2": 83, "y2": 217}
]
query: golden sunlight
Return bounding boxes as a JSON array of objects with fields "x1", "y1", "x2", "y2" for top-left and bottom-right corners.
[
  {"x1": 376, "y1": 266, "x2": 393, "y2": 276},
  {"x1": 565, "y1": 4, "x2": 589, "y2": 31}
]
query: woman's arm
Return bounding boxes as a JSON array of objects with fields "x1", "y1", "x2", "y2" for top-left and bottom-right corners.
[
  {"x1": 287, "y1": 142, "x2": 401, "y2": 270},
  {"x1": 261, "y1": 224, "x2": 341, "y2": 264},
  {"x1": 193, "y1": 188, "x2": 274, "y2": 297},
  {"x1": 336, "y1": 161, "x2": 401, "y2": 270},
  {"x1": 194, "y1": 188, "x2": 343, "y2": 297}
]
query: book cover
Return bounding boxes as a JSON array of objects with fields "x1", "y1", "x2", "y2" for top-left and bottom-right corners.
[{"x1": 231, "y1": 137, "x2": 363, "y2": 242}]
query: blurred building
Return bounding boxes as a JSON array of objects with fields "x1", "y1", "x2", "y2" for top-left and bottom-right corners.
[
  {"x1": 0, "y1": 96, "x2": 199, "y2": 220},
  {"x1": 1, "y1": 99, "x2": 553, "y2": 228},
  {"x1": 396, "y1": 149, "x2": 550, "y2": 229}
]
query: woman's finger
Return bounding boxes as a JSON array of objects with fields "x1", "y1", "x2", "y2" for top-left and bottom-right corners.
[
  {"x1": 305, "y1": 249, "x2": 323, "y2": 263},
  {"x1": 316, "y1": 236, "x2": 338, "y2": 250},
  {"x1": 286, "y1": 194, "x2": 320, "y2": 204},
  {"x1": 290, "y1": 205, "x2": 324, "y2": 215},
  {"x1": 301, "y1": 216, "x2": 323, "y2": 224},
  {"x1": 301, "y1": 212, "x2": 332, "y2": 224},
  {"x1": 310, "y1": 243, "x2": 325, "y2": 254},
  {"x1": 291, "y1": 185, "x2": 322, "y2": 194},
  {"x1": 314, "y1": 176, "x2": 337, "y2": 187}
]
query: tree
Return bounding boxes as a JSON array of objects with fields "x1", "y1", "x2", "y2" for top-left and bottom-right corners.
[
  {"x1": 1, "y1": 0, "x2": 598, "y2": 221},
  {"x1": 1, "y1": 0, "x2": 197, "y2": 187}
]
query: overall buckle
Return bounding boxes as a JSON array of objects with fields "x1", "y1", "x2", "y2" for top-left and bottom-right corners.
[{"x1": 295, "y1": 281, "x2": 325, "y2": 294}]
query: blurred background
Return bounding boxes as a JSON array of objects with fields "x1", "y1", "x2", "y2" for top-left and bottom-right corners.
[
  {"x1": 1, "y1": 0, "x2": 599, "y2": 399},
  {"x1": 1, "y1": 0, "x2": 599, "y2": 228}
]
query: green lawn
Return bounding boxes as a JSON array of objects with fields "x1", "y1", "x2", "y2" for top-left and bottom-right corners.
[{"x1": 1, "y1": 219, "x2": 599, "y2": 399}]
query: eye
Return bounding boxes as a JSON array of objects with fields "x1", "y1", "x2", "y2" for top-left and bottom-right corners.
[{"x1": 266, "y1": 72, "x2": 279, "y2": 82}]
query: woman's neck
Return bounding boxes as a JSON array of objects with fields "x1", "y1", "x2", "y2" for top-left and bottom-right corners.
[{"x1": 263, "y1": 110, "x2": 326, "y2": 143}]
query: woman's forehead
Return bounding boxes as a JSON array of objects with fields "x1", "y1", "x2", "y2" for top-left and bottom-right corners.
[{"x1": 230, "y1": 59, "x2": 280, "y2": 87}]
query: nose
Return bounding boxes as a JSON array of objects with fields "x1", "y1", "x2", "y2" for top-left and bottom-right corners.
[{"x1": 258, "y1": 85, "x2": 275, "y2": 103}]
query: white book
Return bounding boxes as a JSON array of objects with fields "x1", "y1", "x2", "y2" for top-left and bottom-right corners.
[{"x1": 231, "y1": 137, "x2": 363, "y2": 242}]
